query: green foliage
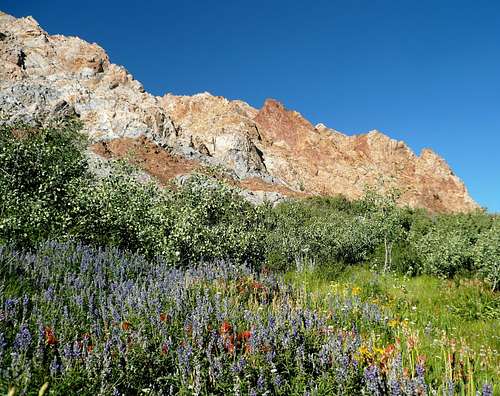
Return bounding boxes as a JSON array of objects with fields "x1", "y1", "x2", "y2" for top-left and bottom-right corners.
[
  {"x1": 68, "y1": 164, "x2": 172, "y2": 257},
  {"x1": 68, "y1": 169, "x2": 269, "y2": 266},
  {"x1": 168, "y1": 175, "x2": 269, "y2": 265},
  {"x1": 0, "y1": 123, "x2": 268, "y2": 266},
  {"x1": 407, "y1": 212, "x2": 498, "y2": 287},
  {"x1": 0, "y1": 121, "x2": 88, "y2": 245},
  {"x1": 472, "y1": 219, "x2": 500, "y2": 290},
  {"x1": 265, "y1": 199, "x2": 381, "y2": 270}
]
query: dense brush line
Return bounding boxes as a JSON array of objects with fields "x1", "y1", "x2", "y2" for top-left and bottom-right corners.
[{"x1": 0, "y1": 122, "x2": 498, "y2": 289}]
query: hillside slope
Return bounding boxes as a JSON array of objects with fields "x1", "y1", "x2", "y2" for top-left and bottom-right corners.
[{"x1": 0, "y1": 11, "x2": 478, "y2": 212}]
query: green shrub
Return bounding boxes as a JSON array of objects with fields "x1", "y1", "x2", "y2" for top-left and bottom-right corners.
[
  {"x1": 472, "y1": 219, "x2": 500, "y2": 290},
  {"x1": 407, "y1": 212, "x2": 495, "y2": 278},
  {"x1": 0, "y1": 121, "x2": 88, "y2": 245},
  {"x1": 265, "y1": 200, "x2": 381, "y2": 270}
]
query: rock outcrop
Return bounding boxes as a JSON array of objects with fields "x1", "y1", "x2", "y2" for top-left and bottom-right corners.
[{"x1": 0, "y1": 11, "x2": 478, "y2": 212}]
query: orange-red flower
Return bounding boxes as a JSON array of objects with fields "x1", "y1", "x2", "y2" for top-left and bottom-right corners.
[
  {"x1": 237, "y1": 330, "x2": 252, "y2": 342},
  {"x1": 219, "y1": 321, "x2": 232, "y2": 335},
  {"x1": 384, "y1": 344, "x2": 396, "y2": 355},
  {"x1": 160, "y1": 313, "x2": 170, "y2": 322},
  {"x1": 121, "y1": 321, "x2": 131, "y2": 331},
  {"x1": 44, "y1": 327, "x2": 57, "y2": 346}
]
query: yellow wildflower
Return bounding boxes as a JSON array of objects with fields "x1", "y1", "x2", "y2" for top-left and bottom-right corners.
[
  {"x1": 388, "y1": 319, "x2": 399, "y2": 328},
  {"x1": 352, "y1": 286, "x2": 361, "y2": 296},
  {"x1": 374, "y1": 347, "x2": 385, "y2": 355}
]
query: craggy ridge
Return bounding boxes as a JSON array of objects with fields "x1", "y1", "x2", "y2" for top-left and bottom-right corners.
[{"x1": 0, "y1": 11, "x2": 478, "y2": 212}]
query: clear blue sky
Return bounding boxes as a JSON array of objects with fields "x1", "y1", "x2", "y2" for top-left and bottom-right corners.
[{"x1": 4, "y1": 0, "x2": 499, "y2": 212}]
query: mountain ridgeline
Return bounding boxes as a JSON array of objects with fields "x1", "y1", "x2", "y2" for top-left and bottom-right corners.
[{"x1": 0, "y1": 11, "x2": 478, "y2": 213}]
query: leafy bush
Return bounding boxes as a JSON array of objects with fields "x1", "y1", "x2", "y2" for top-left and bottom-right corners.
[
  {"x1": 472, "y1": 219, "x2": 500, "y2": 290},
  {"x1": 407, "y1": 212, "x2": 496, "y2": 280},
  {"x1": 265, "y1": 200, "x2": 381, "y2": 270},
  {"x1": 68, "y1": 170, "x2": 269, "y2": 266},
  {"x1": 0, "y1": 121, "x2": 88, "y2": 245}
]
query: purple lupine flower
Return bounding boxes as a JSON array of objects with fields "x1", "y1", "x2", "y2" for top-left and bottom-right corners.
[
  {"x1": 5, "y1": 298, "x2": 17, "y2": 318},
  {"x1": 273, "y1": 373, "x2": 283, "y2": 388},
  {"x1": 364, "y1": 365, "x2": 381, "y2": 396},
  {"x1": 177, "y1": 343, "x2": 193, "y2": 375},
  {"x1": 389, "y1": 379, "x2": 401, "y2": 396},
  {"x1": 14, "y1": 324, "x2": 32, "y2": 352},
  {"x1": 44, "y1": 287, "x2": 54, "y2": 301},
  {"x1": 257, "y1": 373, "x2": 265, "y2": 391},
  {"x1": 50, "y1": 356, "x2": 61, "y2": 375},
  {"x1": 63, "y1": 305, "x2": 69, "y2": 320},
  {"x1": 212, "y1": 357, "x2": 223, "y2": 380},
  {"x1": 336, "y1": 354, "x2": 349, "y2": 381},
  {"x1": 63, "y1": 342, "x2": 74, "y2": 359},
  {"x1": 443, "y1": 380, "x2": 454, "y2": 396},
  {"x1": 75, "y1": 295, "x2": 84, "y2": 306},
  {"x1": 416, "y1": 363, "x2": 425, "y2": 378},
  {"x1": 232, "y1": 357, "x2": 247, "y2": 374},
  {"x1": 103, "y1": 339, "x2": 113, "y2": 356},
  {"x1": 415, "y1": 363, "x2": 427, "y2": 395},
  {"x1": 482, "y1": 383, "x2": 493, "y2": 396},
  {"x1": 265, "y1": 349, "x2": 275, "y2": 363}
]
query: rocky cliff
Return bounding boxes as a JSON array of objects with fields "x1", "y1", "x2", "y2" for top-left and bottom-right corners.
[{"x1": 0, "y1": 11, "x2": 478, "y2": 212}]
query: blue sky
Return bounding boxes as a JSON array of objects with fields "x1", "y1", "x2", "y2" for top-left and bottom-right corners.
[{"x1": 4, "y1": 0, "x2": 499, "y2": 212}]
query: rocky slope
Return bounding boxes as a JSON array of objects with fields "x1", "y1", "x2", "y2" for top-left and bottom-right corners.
[{"x1": 0, "y1": 11, "x2": 478, "y2": 212}]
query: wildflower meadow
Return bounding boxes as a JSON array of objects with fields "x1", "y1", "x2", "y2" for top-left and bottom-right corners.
[{"x1": 0, "y1": 122, "x2": 498, "y2": 395}]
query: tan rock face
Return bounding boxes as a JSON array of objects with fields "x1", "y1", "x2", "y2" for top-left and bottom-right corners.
[
  {"x1": 0, "y1": 11, "x2": 478, "y2": 212},
  {"x1": 0, "y1": 11, "x2": 175, "y2": 142}
]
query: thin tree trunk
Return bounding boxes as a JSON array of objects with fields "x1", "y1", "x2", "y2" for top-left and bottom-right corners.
[{"x1": 384, "y1": 236, "x2": 388, "y2": 273}]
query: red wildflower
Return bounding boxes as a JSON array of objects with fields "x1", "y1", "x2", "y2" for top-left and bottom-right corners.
[
  {"x1": 160, "y1": 313, "x2": 170, "y2": 322},
  {"x1": 44, "y1": 327, "x2": 57, "y2": 346},
  {"x1": 384, "y1": 344, "x2": 396, "y2": 355},
  {"x1": 219, "y1": 321, "x2": 232, "y2": 335},
  {"x1": 237, "y1": 330, "x2": 252, "y2": 342},
  {"x1": 87, "y1": 344, "x2": 94, "y2": 353},
  {"x1": 121, "y1": 321, "x2": 131, "y2": 331},
  {"x1": 161, "y1": 343, "x2": 169, "y2": 355}
]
